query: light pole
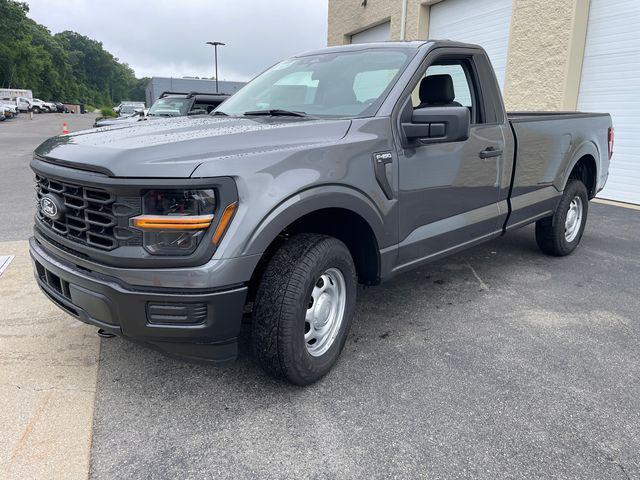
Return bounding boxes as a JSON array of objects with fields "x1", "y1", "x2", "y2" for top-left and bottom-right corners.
[{"x1": 206, "y1": 41, "x2": 225, "y2": 93}]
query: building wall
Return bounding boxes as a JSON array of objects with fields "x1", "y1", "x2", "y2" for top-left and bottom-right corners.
[
  {"x1": 503, "y1": 0, "x2": 589, "y2": 110},
  {"x1": 327, "y1": 0, "x2": 403, "y2": 46},
  {"x1": 327, "y1": 0, "x2": 590, "y2": 111}
]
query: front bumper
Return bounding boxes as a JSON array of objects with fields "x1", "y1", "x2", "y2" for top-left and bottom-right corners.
[{"x1": 29, "y1": 237, "x2": 248, "y2": 363}]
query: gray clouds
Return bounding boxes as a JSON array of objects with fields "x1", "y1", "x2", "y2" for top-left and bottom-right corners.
[{"x1": 24, "y1": 0, "x2": 328, "y2": 81}]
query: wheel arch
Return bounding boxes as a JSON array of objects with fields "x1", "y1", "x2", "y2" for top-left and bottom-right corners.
[
  {"x1": 561, "y1": 141, "x2": 599, "y2": 199},
  {"x1": 243, "y1": 186, "x2": 387, "y2": 290}
]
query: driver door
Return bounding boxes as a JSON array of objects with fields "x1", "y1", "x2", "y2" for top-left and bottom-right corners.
[{"x1": 397, "y1": 53, "x2": 505, "y2": 268}]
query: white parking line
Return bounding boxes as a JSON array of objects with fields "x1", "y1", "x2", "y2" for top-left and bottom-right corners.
[{"x1": 0, "y1": 255, "x2": 15, "y2": 277}]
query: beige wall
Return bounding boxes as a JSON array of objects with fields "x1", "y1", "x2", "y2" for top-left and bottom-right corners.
[
  {"x1": 503, "y1": 0, "x2": 590, "y2": 110},
  {"x1": 327, "y1": 0, "x2": 402, "y2": 46},
  {"x1": 327, "y1": 0, "x2": 591, "y2": 111},
  {"x1": 327, "y1": 1, "x2": 435, "y2": 45}
]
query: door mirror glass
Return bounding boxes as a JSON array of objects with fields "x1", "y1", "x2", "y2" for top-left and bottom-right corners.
[{"x1": 402, "y1": 106, "x2": 470, "y2": 146}]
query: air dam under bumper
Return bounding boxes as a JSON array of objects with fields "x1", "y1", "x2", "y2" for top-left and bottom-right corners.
[{"x1": 29, "y1": 237, "x2": 248, "y2": 363}]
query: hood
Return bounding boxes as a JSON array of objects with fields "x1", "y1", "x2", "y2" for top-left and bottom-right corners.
[{"x1": 35, "y1": 115, "x2": 352, "y2": 178}]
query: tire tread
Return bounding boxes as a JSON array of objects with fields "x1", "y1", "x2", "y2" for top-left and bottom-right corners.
[{"x1": 252, "y1": 233, "x2": 356, "y2": 384}]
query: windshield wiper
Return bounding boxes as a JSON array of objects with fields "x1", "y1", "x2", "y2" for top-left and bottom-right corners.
[{"x1": 243, "y1": 109, "x2": 307, "y2": 118}]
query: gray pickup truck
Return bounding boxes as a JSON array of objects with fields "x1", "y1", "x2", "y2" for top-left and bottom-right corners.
[{"x1": 30, "y1": 41, "x2": 613, "y2": 385}]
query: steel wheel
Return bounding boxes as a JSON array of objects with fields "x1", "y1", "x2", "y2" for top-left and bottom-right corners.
[
  {"x1": 305, "y1": 267, "x2": 347, "y2": 357},
  {"x1": 564, "y1": 195, "x2": 583, "y2": 242}
]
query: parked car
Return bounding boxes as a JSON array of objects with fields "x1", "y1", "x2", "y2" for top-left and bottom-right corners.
[
  {"x1": 30, "y1": 98, "x2": 49, "y2": 113},
  {"x1": 10, "y1": 96, "x2": 32, "y2": 112},
  {"x1": 115, "y1": 102, "x2": 146, "y2": 117},
  {"x1": 53, "y1": 102, "x2": 68, "y2": 113},
  {"x1": 152, "y1": 92, "x2": 229, "y2": 116},
  {"x1": 94, "y1": 92, "x2": 230, "y2": 127},
  {"x1": 0, "y1": 100, "x2": 18, "y2": 119},
  {"x1": 0, "y1": 107, "x2": 7, "y2": 121},
  {"x1": 29, "y1": 40, "x2": 612, "y2": 385}
]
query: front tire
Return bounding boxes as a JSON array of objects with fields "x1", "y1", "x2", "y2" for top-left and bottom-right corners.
[
  {"x1": 535, "y1": 179, "x2": 589, "y2": 256},
  {"x1": 252, "y1": 233, "x2": 357, "y2": 385}
]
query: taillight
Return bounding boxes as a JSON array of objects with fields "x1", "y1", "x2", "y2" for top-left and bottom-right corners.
[{"x1": 608, "y1": 127, "x2": 614, "y2": 160}]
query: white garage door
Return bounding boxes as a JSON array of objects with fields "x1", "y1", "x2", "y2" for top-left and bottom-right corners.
[
  {"x1": 351, "y1": 22, "x2": 391, "y2": 44},
  {"x1": 577, "y1": 0, "x2": 640, "y2": 204},
  {"x1": 428, "y1": 0, "x2": 513, "y2": 90}
]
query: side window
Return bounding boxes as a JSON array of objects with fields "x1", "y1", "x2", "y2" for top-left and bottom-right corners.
[
  {"x1": 410, "y1": 60, "x2": 480, "y2": 123},
  {"x1": 352, "y1": 68, "x2": 400, "y2": 103}
]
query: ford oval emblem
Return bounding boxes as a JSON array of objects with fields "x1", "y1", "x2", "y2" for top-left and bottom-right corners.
[{"x1": 40, "y1": 195, "x2": 64, "y2": 220}]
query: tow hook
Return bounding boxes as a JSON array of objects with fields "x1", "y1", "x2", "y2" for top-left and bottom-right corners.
[{"x1": 97, "y1": 328, "x2": 116, "y2": 339}]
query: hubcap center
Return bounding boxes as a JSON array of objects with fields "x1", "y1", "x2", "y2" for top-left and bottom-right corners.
[{"x1": 314, "y1": 293, "x2": 333, "y2": 328}]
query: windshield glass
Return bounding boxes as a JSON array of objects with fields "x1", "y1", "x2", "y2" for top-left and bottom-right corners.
[
  {"x1": 147, "y1": 98, "x2": 191, "y2": 117},
  {"x1": 216, "y1": 49, "x2": 412, "y2": 118},
  {"x1": 119, "y1": 105, "x2": 139, "y2": 115}
]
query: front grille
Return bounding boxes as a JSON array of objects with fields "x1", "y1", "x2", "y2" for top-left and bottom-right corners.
[
  {"x1": 34, "y1": 259, "x2": 72, "y2": 299},
  {"x1": 35, "y1": 174, "x2": 142, "y2": 251}
]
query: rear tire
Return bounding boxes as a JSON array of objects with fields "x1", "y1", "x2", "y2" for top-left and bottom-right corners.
[
  {"x1": 535, "y1": 179, "x2": 589, "y2": 256},
  {"x1": 252, "y1": 233, "x2": 357, "y2": 385}
]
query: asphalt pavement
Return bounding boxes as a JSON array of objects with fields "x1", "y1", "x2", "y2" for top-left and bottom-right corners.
[
  {"x1": 0, "y1": 112, "x2": 97, "y2": 242},
  {"x1": 2, "y1": 113, "x2": 639, "y2": 479}
]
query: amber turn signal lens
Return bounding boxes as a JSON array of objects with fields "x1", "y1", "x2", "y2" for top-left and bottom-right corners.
[
  {"x1": 213, "y1": 202, "x2": 237, "y2": 245},
  {"x1": 131, "y1": 214, "x2": 213, "y2": 230}
]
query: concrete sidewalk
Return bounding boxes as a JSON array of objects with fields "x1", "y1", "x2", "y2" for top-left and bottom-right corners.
[{"x1": 0, "y1": 240, "x2": 100, "y2": 480}]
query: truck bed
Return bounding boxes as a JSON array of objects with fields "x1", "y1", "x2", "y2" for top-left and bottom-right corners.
[
  {"x1": 508, "y1": 111, "x2": 610, "y2": 122},
  {"x1": 504, "y1": 110, "x2": 612, "y2": 230}
]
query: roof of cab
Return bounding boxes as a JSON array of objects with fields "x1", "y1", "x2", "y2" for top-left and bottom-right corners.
[
  {"x1": 297, "y1": 40, "x2": 430, "y2": 57},
  {"x1": 296, "y1": 39, "x2": 483, "y2": 57}
]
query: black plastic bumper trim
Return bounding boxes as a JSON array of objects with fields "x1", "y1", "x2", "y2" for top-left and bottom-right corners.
[{"x1": 30, "y1": 239, "x2": 247, "y2": 363}]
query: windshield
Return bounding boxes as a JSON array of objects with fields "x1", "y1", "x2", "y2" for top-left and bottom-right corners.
[
  {"x1": 119, "y1": 105, "x2": 139, "y2": 115},
  {"x1": 216, "y1": 49, "x2": 412, "y2": 118},
  {"x1": 147, "y1": 98, "x2": 191, "y2": 117}
]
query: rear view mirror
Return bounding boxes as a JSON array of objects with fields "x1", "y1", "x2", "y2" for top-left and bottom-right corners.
[{"x1": 402, "y1": 106, "x2": 470, "y2": 146}]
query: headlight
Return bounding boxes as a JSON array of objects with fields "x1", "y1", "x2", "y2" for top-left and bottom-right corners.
[{"x1": 131, "y1": 189, "x2": 218, "y2": 255}]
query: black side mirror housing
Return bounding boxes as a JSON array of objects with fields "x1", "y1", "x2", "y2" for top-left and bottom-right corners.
[{"x1": 402, "y1": 106, "x2": 470, "y2": 146}]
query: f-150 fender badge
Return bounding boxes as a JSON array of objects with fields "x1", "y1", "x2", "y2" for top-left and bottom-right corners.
[
  {"x1": 373, "y1": 151, "x2": 393, "y2": 163},
  {"x1": 372, "y1": 151, "x2": 394, "y2": 200}
]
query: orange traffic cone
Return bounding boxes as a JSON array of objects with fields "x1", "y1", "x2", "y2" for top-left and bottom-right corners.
[{"x1": 62, "y1": 122, "x2": 69, "y2": 134}]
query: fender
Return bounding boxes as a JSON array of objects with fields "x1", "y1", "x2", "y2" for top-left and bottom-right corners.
[
  {"x1": 241, "y1": 185, "x2": 388, "y2": 257},
  {"x1": 558, "y1": 140, "x2": 599, "y2": 193}
]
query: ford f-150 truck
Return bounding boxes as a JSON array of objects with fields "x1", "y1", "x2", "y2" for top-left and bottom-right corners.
[{"x1": 30, "y1": 41, "x2": 613, "y2": 385}]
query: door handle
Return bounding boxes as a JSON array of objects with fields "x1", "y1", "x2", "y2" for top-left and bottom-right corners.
[{"x1": 479, "y1": 147, "x2": 503, "y2": 159}]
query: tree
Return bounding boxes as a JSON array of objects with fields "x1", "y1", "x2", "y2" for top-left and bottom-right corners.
[{"x1": 0, "y1": 0, "x2": 148, "y2": 106}]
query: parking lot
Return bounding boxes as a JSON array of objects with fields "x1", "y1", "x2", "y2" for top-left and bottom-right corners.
[{"x1": 1, "y1": 113, "x2": 640, "y2": 479}]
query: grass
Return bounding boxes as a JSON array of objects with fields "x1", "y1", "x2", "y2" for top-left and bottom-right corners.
[{"x1": 99, "y1": 106, "x2": 116, "y2": 118}]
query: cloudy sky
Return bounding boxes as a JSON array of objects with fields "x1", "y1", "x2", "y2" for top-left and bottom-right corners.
[{"x1": 24, "y1": 0, "x2": 328, "y2": 81}]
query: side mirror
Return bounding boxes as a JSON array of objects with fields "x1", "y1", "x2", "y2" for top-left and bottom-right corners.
[
  {"x1": 188, "y1": 109, "x2": 207, "y2": 116},
  {"x1": 402, "y1": 106, "x2": 470, "y2": 147}
]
